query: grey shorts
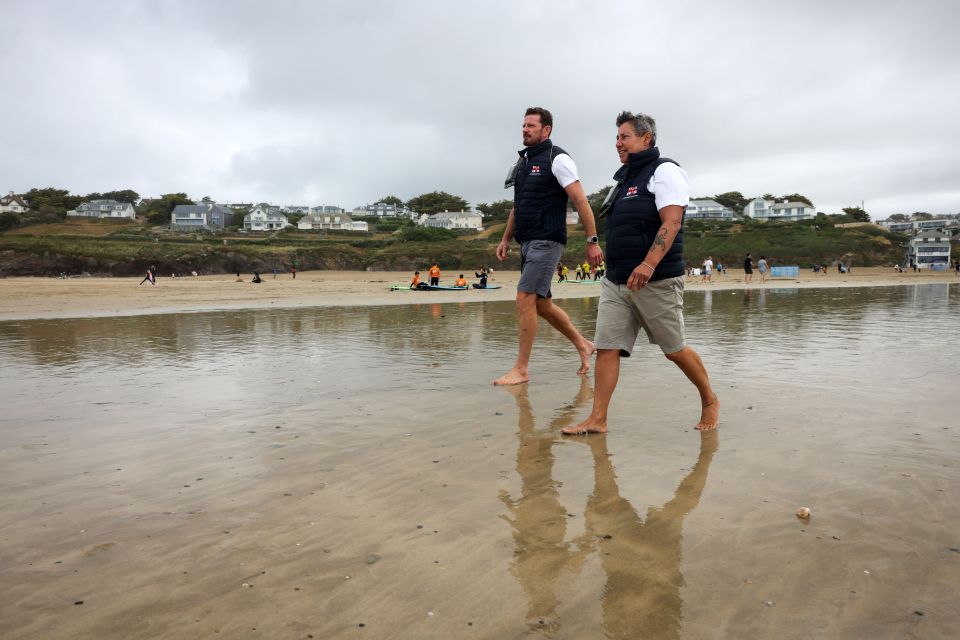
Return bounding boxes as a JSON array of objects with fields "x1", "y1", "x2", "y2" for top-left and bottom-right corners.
[
  {"x1": 594, "y1": 276, "x2": 686, "y2": 356},
  {"x1": 518, "y1": 239, "x2": 563, "y2": 298}
]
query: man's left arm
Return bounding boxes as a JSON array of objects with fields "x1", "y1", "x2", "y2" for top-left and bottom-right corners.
[
  {"x1": 564, "y1": 180, "x2": 603, "y2": 267},
  {"x1": 626, "y1": 205, "x2": 683, "y2": 290}
]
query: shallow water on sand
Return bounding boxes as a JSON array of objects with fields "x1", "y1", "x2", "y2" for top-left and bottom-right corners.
[{"x1": 1, "y1": 285, "x2": 958, "y2": 639}]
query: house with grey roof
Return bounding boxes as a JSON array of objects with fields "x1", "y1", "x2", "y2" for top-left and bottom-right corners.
[
  {"x1": 685, "y1": 199, "x2": 735, "y2": 220},
  {"x1": 297, "y1": 211, "x2": 368, "y2": 232},
  {"x1": 355, "y1": 202, "x2": 417, "y2": 218},
  {"x1": 0, "y1": 191, "x2": 29, "y2": 214},
  {"x1": 170, "y1": 203, "x2": 235, "y2": 230},
  {"x1": 67, "y1": 199, "x2": 136, "y2": 219},
  {"x1": 244, "y1": 206, "x2": 290, "y2": 231}
]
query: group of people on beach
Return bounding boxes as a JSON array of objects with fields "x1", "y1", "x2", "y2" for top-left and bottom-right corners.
[
  {"x1": 741, "y1": 253, "x2": 769, "y2": 283},
  {"x1": 493, "y1": 106, "x2": 719, "y2": 433},
  {"x1": 555, "y1": 260, "x2": 606, "y2": 283},
  {"x1": 409, "y1": 263, "x2": 492, "y2": 289}
]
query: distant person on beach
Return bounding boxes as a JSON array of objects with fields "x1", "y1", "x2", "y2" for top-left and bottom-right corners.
[
  {"x1": 563, "y1": 110, "x2": 718, "y2": 434},
  {"x1": 556, "y1": 263, "x2": 565, "y2": 283},
  {"x1": 251, "y1": 272, "x2": 262, "y2": 283},
  {"x1": 701, "y1": 256, "x2": 713, "y2": 283},
  {"x1": 743, "y1": 253, "x2": 754, "y2": 283},
  {"x1": 291, "y1": 266, "x2": 297, "y2": 279},
  {"x1": 575, "y1": 264, "x2": 584, "y2": 280},
  {"x1": 455, "y1": 274, "x2": 467, "y2": 287},
  {"x1": 474, "y1": 267, "x2": 488, "y2": 288},
  {"x1": 139, "y1": 268, "x2": 156, "y2": 286},
  {"x1": 582, "y1": 261, "x2": 591, "y2": 280},
  {"x1": 428, "y1": 263, "x2": 441, "y2": 286},
  {"x1": 410, "y1": 270, "x2": 421, "y2": 289},
  {"x1": 594, "y1": 259, "x2": 604, "y2": 280},
  {"x1": 758, "y1": 255, "x2": 769, "y2": 283},
  {"x1": 494, "y1": 106, "x2": 602, "y2": 385}
]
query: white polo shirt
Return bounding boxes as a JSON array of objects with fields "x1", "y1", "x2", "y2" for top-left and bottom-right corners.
[
  {"x1": 647, "y1": 162, "x2": 690, "y2": 211},
  {"x1": 521, "y1": 149, "x2": 581, "y2": 188}
]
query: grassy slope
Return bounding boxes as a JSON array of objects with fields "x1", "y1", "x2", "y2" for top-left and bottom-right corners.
[{"x1": 0, "y1": 219, "x2": 917, "y2": 276}]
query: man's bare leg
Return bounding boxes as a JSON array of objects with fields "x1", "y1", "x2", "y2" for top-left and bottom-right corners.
[
  {"x1": 494, "y1": 292, "x2": 538, "y2": 385},
  {"x1": 535, "y1": 297, "x2": 596, "y2": 374},
  {"x1": 664, "y1": 347, "x2": 719, "y2": 430},
  {"x1": 562, "y1": 349, "x2": 620, "y2": 435}
]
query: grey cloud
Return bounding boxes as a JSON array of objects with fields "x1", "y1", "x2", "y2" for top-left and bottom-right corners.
[{"x1": 1, "y1": 0, "x2": 958, "y2": 216}]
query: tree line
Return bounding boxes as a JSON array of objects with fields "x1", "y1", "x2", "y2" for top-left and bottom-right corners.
[{"x1": 4, "y1": 184, "x2": 883, "y2": 236}]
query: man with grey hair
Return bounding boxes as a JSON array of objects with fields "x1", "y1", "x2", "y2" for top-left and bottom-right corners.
[
  {"x1": 494, "y1": 106, "x2": 603, "y2": 385},
  {"x1": 563, "y1": 111, "x2": 719, "y2": 433}
]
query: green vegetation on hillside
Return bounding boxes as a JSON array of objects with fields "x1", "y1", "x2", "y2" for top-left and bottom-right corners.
[{"x1": 0, "y1": 213, "x2": 917, "y2": 277}]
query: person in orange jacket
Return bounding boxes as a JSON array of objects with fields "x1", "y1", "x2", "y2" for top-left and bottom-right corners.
[
  {"x1": 428, "y1": 263, "x2": 441, "y2": 286},
  {"x1": 454, "y1": 274, "x2": 467, "y2": 288},
  {"x1": 410, "y1": 270, "x2": 421, "y2": 289}
]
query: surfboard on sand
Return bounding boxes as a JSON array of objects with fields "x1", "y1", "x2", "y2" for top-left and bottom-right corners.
[
  {"x1": 471, "y1": 284, "x2": 502, "y2": 290},
  {"x1": 415, "y1": 284, "x2": 468, "y2": 291},
  {"x1": 565, "y1": 279, "x2": 600, "y2": 284},
  {"x1": 389, "y1": 284, "x2": 414, "y2": 291}
]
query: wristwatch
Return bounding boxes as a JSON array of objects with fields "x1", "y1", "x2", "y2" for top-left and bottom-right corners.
[{"x1": 586, "y1": 235, "x2": 600, "y2": 244}]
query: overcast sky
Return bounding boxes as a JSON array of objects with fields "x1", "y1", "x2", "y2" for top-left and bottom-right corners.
[{"x1": 2, "y1": 0, "x2": 958, "y2": 218}]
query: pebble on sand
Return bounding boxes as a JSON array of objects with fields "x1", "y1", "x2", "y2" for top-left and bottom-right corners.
[{"x1": 796, "y1": 507, "x2": 811, "y2": 519}]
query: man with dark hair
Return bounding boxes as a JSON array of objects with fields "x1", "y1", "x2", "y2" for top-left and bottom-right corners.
[
  {"x1": 563, "y1": 111, "x2": 718, "y2": 433},
  {"x1": 494, "y1": 107, "x2": 603, "y2": 385}
]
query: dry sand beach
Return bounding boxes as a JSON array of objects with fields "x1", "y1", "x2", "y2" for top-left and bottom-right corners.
[
  {"x1": 0, "y1": 267, "x2": 956, "y2": 320},
  {"x1": 1, "y1": 273, "x2": 958, "y2": 639}
]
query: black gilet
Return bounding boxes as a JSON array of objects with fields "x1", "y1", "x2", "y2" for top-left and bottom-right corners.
[
  {"x1": 512, "y1": 139, "x2": 570, "y2": 244},
  {"x1": 604, "y1": 147, "x2": 685, "y2": 284}
]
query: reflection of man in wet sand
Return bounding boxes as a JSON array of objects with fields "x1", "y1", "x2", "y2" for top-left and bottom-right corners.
[
  {"x1": 498, "y1": 381, "x2": 594, "y2": 632},
  {"x1": 581, "y1": 431, "x2": 717, "y2": 639}
]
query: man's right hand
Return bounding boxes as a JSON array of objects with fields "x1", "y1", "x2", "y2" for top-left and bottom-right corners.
[{"x1": 496, "y1": 239, "x2": 510, "y2": 261}]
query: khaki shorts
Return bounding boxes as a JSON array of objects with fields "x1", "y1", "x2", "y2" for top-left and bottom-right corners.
[{"x1": 594, "y1": 276, "x2": 686, "y2": 356}]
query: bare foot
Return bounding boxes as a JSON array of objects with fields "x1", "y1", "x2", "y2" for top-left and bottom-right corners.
[
  {"x1": 576, "y1": 341, "x2": 596, "y2": 375},
  {"x1": 493, "y1": 367, "x2": 529, "y2": 386},
  {"x1": 696, "y1": 394, "x2": 719, "y2": 431},
  {"x1": 561, "y1": 417, "x2": 607, "y2": 435}
]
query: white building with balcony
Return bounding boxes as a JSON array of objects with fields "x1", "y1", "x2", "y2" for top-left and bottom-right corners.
[
  {"x1": 905, "y1": 230, "x2": 951, "y2": 268},
  {"x1": 297, "y1": 212, "x2": 368, "y2": 232},
  {"x1": 418, "y1": 210, "x2": 483, "y2": 231},
  {"x1": 743, "y1": 198, "x2": 816, "y2": 222},
  {"x1": 243, "y1": 206, "x2": 291, "y2": 231},
  {"x1": 356, "y1": 202, "x2": 417, "y2": 218},
  {"x1": 686, "y1": 199, "x2": 735, "y2": 220},
  {"x1": 67, "y1": 199, "x2": 136, "y2": 219}
]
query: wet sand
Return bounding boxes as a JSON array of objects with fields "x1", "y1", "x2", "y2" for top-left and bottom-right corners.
[
  {"x1": 0, "y1": 267, "x2": 957, "y2": 320},
  {"x1": 1, "y1": 285, "x2": 958, "y2": 639}
]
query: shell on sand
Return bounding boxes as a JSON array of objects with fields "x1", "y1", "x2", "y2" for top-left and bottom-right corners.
[{"x1": 796, "y1": 507, "x2": 812, "y2": 519}]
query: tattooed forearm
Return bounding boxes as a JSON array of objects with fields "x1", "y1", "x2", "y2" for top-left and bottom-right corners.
[{"x1": 653, "y1": 228, "x2": 668, "y2": 251}]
